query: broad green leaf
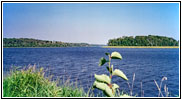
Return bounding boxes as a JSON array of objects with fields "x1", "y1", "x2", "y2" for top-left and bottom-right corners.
[
  {"x1": 93, "y1": 81, "x2": 108, "y2": 91},
  {"x1": 99, "y1": 57, "x2": 107, "y2": 66},
  {"x1": 105, "y1": 87, "x2": 114, "y2": 97},
  {"x1": 112, "y1": 69, "x2": 128, "y2": 80},
  {"x1": 94, "y1": 74, "x2": 111, "y2": 84},
  {"x1": 112, "y1": 83, "x2": 119, "y2": 94},
  {"x1": 111, "y1": 52, "x2": 122, "y2": 60},
  {"x1": 105, "y1": 52, "x2": 110, "y2": 56},
  {"x1": 93, "y1": 81, "x2": 114, "y2": 97},
  {"x1": 112, "y1": 83, "x2": 119, "y2": 90}
]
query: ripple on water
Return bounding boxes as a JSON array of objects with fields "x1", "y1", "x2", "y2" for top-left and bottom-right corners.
[{"x1": 3, "y1": 47, "x2": 179, "y2": 97}]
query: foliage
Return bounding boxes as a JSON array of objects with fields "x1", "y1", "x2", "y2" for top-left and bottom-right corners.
[
  {"x1": 3, "y1": 38, "x2": 90, "y2": 47},
  {"x1": 59, "y1": 84, "x2": 86, "y2": 97},
  {"x1": 108, "y1": 35, "x2": 179, "y2": 46},
  {"x1": 93, "y1": 51, "x2": 128, "y2": 97},
  {"x1": 3, "y1": 66, "x2": 86, "y2": 97},
  {"x1": 103, "y1": 46, "x2": 179, "y2": 48}
]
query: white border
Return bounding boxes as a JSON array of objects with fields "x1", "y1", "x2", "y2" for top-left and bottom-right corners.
[{"x1": 1, "y1": 1, "x2": 181, "y2": 99}]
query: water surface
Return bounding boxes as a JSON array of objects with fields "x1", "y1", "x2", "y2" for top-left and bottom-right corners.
[{"x1": 3, "y1": 47, "x2": 179, "y2": 97}]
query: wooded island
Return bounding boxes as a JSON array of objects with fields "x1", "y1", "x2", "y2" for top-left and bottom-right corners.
[
  {"x1": 3, "y1": 35, "x2": 179, "y2": 47},
  {"x1": 3, "y1": 38, "x2": 90, "y2": 47},
  {"x1": 108, "y1": 35, "x2": 179, "y2": 46}
]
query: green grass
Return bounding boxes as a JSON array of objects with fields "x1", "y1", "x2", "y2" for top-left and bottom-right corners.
[
  {"x1": 3, "y1": 66, "x2": 86, "y2": 97},
  {"x1": 103, "y1": 46, "x2": 179, "y2": 48},
  {"x1": 3, "y1": 66, "x2": 131, "y2": 97},
  {"x1": 4, "y1": 65, "x2": 176, "y2": 97}
]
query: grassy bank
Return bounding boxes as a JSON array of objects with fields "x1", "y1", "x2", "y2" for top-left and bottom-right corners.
[
  {"x1": 3, "y1": 65, "x2": 173, "y2": 97},
  {"x1": 3, "y1": 66, "x2": 86, "y2": 97},
  {"x1": 103, "y1": 46, "x2": 179, "y2": 48},
  {"x1": 3, "y1": 66, "x2": 132, "y2": 97}
]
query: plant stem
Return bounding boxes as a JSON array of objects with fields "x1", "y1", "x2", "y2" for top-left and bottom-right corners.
[
  {"x1": 108, "y1": 55, "x2": 111, "y2": 78},
  {"x1": 108, "y1": 55, "x2": 111, "y2": 68}
]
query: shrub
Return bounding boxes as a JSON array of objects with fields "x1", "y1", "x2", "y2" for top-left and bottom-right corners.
[{"x1": 93, "y1": 51, "x2": 129, "y2": 97}]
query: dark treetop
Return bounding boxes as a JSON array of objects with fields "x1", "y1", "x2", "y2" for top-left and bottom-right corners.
[
  {"x1": 108, "y1": 35, "x2": 179, "y2": 46},
  {"x1": 3, "y1": 38, "x2": 90, "y2": 47}
]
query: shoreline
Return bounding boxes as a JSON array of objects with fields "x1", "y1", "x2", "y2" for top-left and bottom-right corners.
[
  {"x1": 103, "y1": 46, "x2": 179, "y2": 48},
  {"x1": 3, "y1": 46, "x2": 91, "y2": 48},
  {"x1": 3, "y1": 46, "x2": 179, "y2": 49}
]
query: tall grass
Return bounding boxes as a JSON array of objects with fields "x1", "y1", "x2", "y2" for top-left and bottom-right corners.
[
  {"x1": 3, "y1": 65, "x2": 174, "y2": 97},
  {"x1": 3, "y1": 66, "x2": 87, "y2": 97}
]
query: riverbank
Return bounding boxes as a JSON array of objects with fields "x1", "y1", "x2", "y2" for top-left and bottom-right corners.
[
  {"x1": 3, "y1": 66, "x2": 88, "y2": 97},
  {"x1": 103, "y1": 46, "x2": 179, "y2": 48},
  {"x1": 3, "y1": 46, "x2": 90, "y2": 48},
  {"x1": 3, "y1": 65, "x2": 178, "y2": 97},
  {"x1": 3, "y1": 66, "x2": 130, "y2": 97}
]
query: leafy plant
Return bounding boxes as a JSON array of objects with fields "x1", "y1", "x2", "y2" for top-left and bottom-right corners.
[{"x1": 93, "y1": 51, "x2": 128, "y2": 97}]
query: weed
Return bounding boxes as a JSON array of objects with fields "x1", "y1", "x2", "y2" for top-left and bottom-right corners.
[{"x1": 92, "y1": 51, "x2": 129, "y2": 97}]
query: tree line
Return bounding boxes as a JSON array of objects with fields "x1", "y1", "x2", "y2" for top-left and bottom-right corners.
[
  {"x1": 108, "y1": 35, "x2": 179, "y2": 46},
  {"x1": 3, "y1": 38, "x2": 90, "y2": 47}
]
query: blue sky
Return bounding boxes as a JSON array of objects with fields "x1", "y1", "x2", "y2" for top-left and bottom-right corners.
[{"x1": 3, "y1": 3, "x2": 179, "y2": 44}]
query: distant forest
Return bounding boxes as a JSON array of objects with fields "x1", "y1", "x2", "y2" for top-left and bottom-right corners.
[
  {"x1": 3, "y1": 38, "x2": 90, "y2": 47},
  {"x1": 108, "y1": 35, "x2": 179, "y2": 46}
]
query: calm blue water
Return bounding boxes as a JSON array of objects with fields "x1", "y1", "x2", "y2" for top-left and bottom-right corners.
[{"x1": 3, "y1": 47, "x2": 179, "y2": 97}]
